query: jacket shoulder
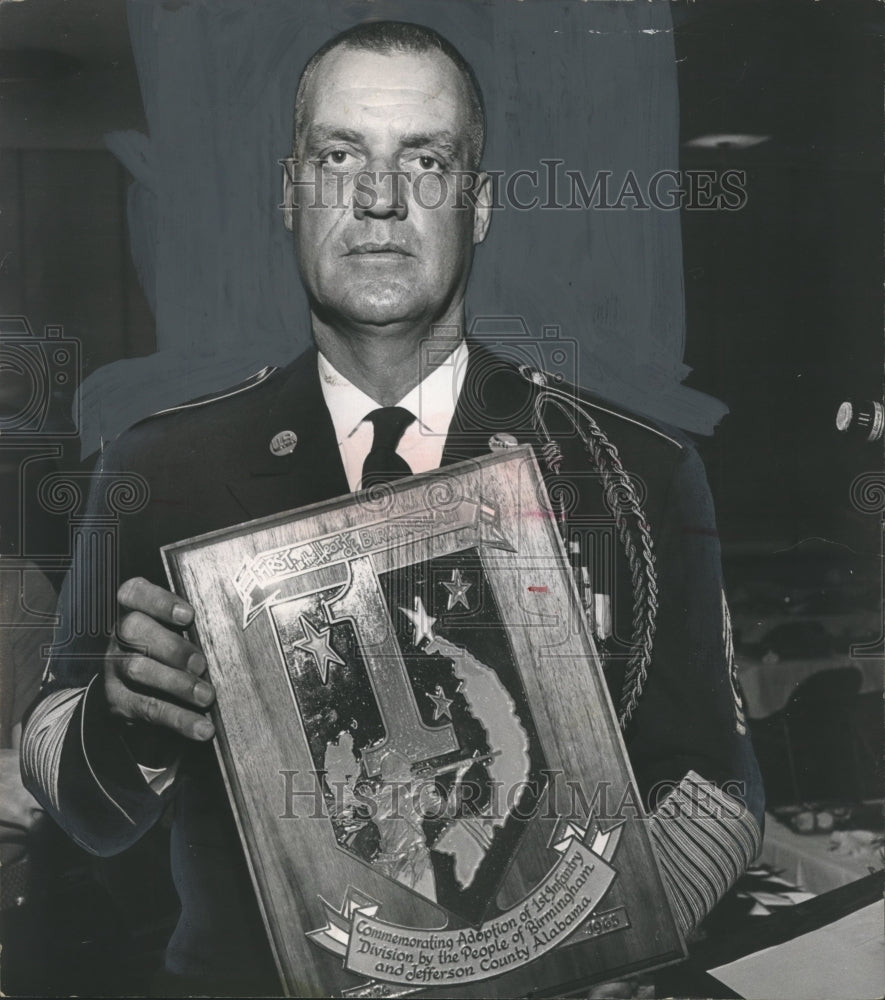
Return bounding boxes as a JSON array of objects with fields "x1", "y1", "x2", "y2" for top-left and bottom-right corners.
[
  {"x1": 514, "y1": 362, "x2": 693, "y2": 463},
  {"x1": 98, "y1": 363, "x2": 291, "y2": 473},
  {"x1": 145, "y1": 365, "x2": 279, "y2": 421},
  {"x1": 570, "y1": 384, "x2": 687, "y2": 453}
]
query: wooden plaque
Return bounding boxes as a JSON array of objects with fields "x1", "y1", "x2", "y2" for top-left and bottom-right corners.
[{"x1": 162, "y1": 447, "x2": 684, "y2": 997}]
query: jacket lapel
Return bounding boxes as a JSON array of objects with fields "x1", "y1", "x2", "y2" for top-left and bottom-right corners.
[
  {"x1": 227, "y1": 341, "x2": 541, "y2": 521},
  {"x1": 225, "y1": 347, "x2": 349, "y2": 519},
  {"x1": 441, "y1": 341, "x2": 542, "y2": 467}
]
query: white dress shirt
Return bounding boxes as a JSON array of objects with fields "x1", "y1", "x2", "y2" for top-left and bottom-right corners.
[{"x1": 318, "y1": 340, "x2": 469, "y2": 491}]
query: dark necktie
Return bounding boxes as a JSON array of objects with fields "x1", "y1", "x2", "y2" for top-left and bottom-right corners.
[{"x1": 361, "y1": 406, "x2": 415, "y2": 488}]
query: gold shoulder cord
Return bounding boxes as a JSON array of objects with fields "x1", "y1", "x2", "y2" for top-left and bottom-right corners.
[{"x1": 520, "y1": 366, "x2": 658, "y2": 730}]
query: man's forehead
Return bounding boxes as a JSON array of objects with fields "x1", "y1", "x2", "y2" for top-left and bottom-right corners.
[{"x1": 302, "y1": 46, "x2": 468, "y2": 125}]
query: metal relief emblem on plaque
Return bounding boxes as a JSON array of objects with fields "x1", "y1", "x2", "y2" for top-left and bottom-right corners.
[{"x1": 268, "y1": 546, "x2": 549, "y2": 923}]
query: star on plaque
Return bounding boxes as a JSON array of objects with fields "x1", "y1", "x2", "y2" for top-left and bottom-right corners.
[
  {"x1": 427, "y1": 684, "x2": 453, "y2": 721},
  {"x1": 399, "y1": 596, "x2": 437, "y2": 646},
  {"x1": 293, "y1": 615, "x2": 344, "y2": 683},
  {"x1": 441, "y1": 568, "x2": 472, "y2": 610}
]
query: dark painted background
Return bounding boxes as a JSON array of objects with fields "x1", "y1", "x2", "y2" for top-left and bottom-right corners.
[{"x1": 1, "y1": 0, "x2": 879, "y2": 560}]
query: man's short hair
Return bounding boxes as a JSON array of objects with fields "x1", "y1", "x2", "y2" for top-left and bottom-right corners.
[{"x1": 293, "y1": 20, "x2": 486, "y2": 170}]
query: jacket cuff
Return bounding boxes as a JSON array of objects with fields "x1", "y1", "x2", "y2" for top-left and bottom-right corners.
[
  {"x1": 649, "y1": 770, "x2": 762, "y2": 936},
  {"x1": 22, "y1": 676, "x2": 168, "y2": 855}
]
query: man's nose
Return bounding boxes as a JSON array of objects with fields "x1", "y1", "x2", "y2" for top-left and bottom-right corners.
[{"x1": 352, "y1": 162, "x2": 408, "y2": 221}]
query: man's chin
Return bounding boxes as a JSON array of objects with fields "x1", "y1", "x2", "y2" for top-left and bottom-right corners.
[{"x1": 322, "y1": 289, "x2": 425, "y2": 329}]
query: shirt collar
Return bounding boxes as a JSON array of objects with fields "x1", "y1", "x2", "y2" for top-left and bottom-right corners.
[{"x1": 318, "y1": 340, "x2": 469, "y2": 445}]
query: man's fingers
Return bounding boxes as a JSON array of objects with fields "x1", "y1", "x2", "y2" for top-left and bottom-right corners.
[
  {"x1": 116, "y1": 610, "x2": 204, "y2": 673},
  {"x1": 120, "y1": 656, "x2": 216, "y2": 709},
  {"x1": 115, "y1": 577, "x2": 206, "y2": 674},
  {"x1": 126, "y1": 692, "x2": 215, "y2": 741},
  {"x1": 118, "y1": 576, "x2": 194, "y2": 628},
  {"x1": 108, "y1": 577, "x2": 213, "y2": 740},
  {"x1": 105, "y1": 671, "x2": 214, "y2": 741}
]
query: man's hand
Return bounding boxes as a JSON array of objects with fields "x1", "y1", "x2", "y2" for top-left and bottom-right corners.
[{"x1": 106, "y1": 577, "x2": 216, "y2": 742}]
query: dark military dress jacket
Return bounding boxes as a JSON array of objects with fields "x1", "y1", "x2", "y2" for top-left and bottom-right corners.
[{"x1": 23, "y1": 342, "x2": 763, "y2": 994}]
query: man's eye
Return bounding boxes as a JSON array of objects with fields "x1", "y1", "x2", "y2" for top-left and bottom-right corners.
[
  {"x1": 322, "y1": 149, "x2": 354, "y2": 168},
  {"x1": 415, "y1": 154, "x2": 444, "y2": 172}
]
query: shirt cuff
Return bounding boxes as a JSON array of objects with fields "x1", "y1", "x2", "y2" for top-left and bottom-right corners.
[
  {"x1": 137, "y1": 759, "x2": 180, "y2": 796},
  {"x1": 649, "y1": 770, "x2": 762, "y2": 936}
]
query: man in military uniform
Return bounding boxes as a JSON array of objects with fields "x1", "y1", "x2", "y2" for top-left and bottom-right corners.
[{"x1": 23, "y1": 21, "x2": 762, "y2": 995}]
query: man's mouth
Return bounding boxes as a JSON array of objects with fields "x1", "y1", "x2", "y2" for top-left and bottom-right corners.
[{"x1": 346, "y1": 242, "x2": 411, "y2": 256}]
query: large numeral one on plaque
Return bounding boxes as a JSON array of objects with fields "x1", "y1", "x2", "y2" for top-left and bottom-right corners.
[{"x1": 327, "y1": 557, "x2": 458, "y2": 777}]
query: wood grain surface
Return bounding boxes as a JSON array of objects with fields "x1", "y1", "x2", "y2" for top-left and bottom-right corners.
[{"x1": 163, "y1": 448, "x2": 684, "y2": 997}]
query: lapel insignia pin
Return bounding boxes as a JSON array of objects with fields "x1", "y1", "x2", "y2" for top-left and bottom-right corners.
[{"x1": 270, "y1": 430, "x2": 298, "y2": 456}]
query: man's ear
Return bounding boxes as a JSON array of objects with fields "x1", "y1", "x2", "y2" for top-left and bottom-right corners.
[
  {"x1": 282, "y1": 156, "x2": 296, "y2": 232},
  {"x1": 472, "y1": 171, "x2": 492, "y2": 246}
]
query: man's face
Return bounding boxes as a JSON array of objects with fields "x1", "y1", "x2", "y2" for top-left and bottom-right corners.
[{"x1": 287, "y1": 46, "x2": 490, "y2": 333}]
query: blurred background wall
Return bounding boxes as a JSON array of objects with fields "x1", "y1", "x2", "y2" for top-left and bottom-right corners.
[{"x1": 0, "y1": 0, "x2": 879, "y2": 559}]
